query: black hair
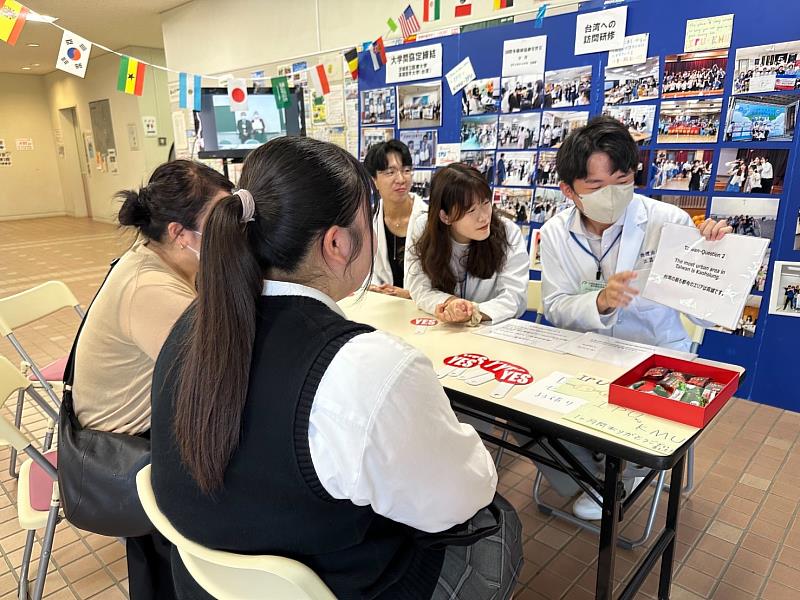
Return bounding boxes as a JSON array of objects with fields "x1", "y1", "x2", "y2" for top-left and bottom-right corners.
[
  {"x1": 174, "y1": 136, "x2": 374, "y2": 494},
  {"x1": 363, "y1": 139, "x2": 413, "y2": 177},
  {"x1": 555, "y1": 115, "x2": 639, "y2": 186},
  {"x1": 117, "y1": 160, "x2": 233, "y2": 241}
]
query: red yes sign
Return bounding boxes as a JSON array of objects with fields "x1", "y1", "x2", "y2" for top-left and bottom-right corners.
[
  {"x1": 480, "y1": 360, "x2": 533, "y2": 385},
  {"x1": 442, "y1": 353, "x2": 488, "y2": 368},
  {"x1": 411, "y1": 318, "x2": 438, "y2": 327}
]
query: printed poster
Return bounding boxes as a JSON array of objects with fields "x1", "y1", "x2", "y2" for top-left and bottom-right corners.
[
  {"x1": 502, "y1": 35, "x2": 547, "y2": 78},
  {"x1": 445, "y1": 57, "x2": 476, "y2": 95},
  {"x1": 574, "y1": 6, "x2": 627, "y2": 55},
  {"x1": 641, "y1": 223, "x2": 769, "y2": 330},
  {"x1": 386, "y1": 43, "x2": 443, "y2": 84}
]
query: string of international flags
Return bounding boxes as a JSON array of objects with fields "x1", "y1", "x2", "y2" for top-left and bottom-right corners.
[{"x1": 1, "y1": 0, "x2": 547, "y2": 111}]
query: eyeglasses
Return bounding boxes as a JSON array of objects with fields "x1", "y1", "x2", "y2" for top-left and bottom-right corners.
[{"x1": 377, "y1": 167, "x2": 414, "y2": 178}]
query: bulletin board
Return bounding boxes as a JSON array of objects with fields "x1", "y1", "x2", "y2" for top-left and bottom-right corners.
[{"x1": 357, "y1": 0, "x2": 800, "y2": 407}]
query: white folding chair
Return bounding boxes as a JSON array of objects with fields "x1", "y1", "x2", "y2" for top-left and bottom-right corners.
[
  {"x1": 0, "y1": 281, "x2": 84, "y2": 477},
  {"x1": 0, "y1": 357, "x2": 61, "y2": 600},
  {"x1": 135, "y1": 465, "x2": 337, "y2": 600}
]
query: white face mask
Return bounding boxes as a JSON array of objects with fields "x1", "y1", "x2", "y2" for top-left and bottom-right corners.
[
  {"x1": 577, "y1": 182, "x2": 634, "y2": 225},
  {"x1": 184, "y1": 230, "x2": 202, "y2": 259}
]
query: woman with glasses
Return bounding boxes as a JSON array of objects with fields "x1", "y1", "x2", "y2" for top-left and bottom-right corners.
[
  {"x1": 363, "y1": 140, "x2": 427, "y2": 299},
  {"x1": 405, "y1": 163, "x2": 528, "y2": 326}
]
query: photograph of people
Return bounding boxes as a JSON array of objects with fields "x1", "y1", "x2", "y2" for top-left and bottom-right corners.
[
  {"x1": 399, "y1": 130, "x2": 437, "y2": 168},
  {"x1": 498, "y1": 113, "x2": 541, "y2": 150},
  {"x1": 657, "y1": 99, "x2": 722, "y2": 143},
  {"x1": 360, "y1": 87, "x2": 396, "y2": 125},
  {"x1": 602, "y1": 105, "x2": 655, "y2": 145},
  {"x1": 724, "y1": 93, "x2": 800, "y2": 142},
  {"x1": 662, "y1": 50, "x2": 728, "y2": 98},
  {"x1": 603, "y1": 57, "x2": 660, "y2": 105},
  {"x1": 500, "y1": 75, "x2": 547, "y2": 112},
  {"x1": 733, "y1": 40, "x2": 800, "y2": 94},
  {"x1": 709, "y1": 196, "x2": 781, "y2": 242},
  {"x1": 493, "y1": 187, "x2": 533, "y2": 222},
  {"x1": 753, "y1": 250, "x2": 770, "y2": 293},
  {"x1": 461, "y1": 150, "x2": 495, "y2": 183},
  {"x1": 405, "y1": 163, "x2": 530, "y2": 325},
  {"x1": 236, "y1": 112, "x2": 253, "y2": 143},
  {"x1": 359, "y1": 127, "x2": 394, "y2": 160},
  {"x1": 544, "y1": 66, "x2": 593, "y2": 108},
  {"x1": 531, "y1": 187, "x2": 574, "y2": 224},
  {"x1": 536, "y1": 151, "x2": 560, "y2": 187},
  {"x1": 649, "y1": 149, "x2": 714, "y2": 192},
  {"x1": 531, "y1": 230, "x2": 542, "y2": 271},
  {"x1": 462, "y1": 77, "x2": 501, "y2": 115},
  {"x1": 398, "y1": 81, "x2": 442, "y2": 129},
  {"x1": 536, "y1": 116, "x2": 731, "y2": 520},
  {"x1": 768, "y1": 262, "x2": 800, "y2": 317},
  {"x1": 714, "y1": 148, "x2": 786, "y2": 194},
  {"x1": 712, "y1": 295, "x2": 762, "y2": 336},
  {"x1": 495, "y1": 151, "x2": 536, "y2": 186},
  {"x1": 634, "y1": 149, "x2": 650, "y2": 189},
  {"x1": 650, "y1": 194, "x2": 709, "y2": 227},
  {"x1": 461, "y1": 115, "x2": 498, "y2": 150},
  {"x1": 539, "y1": 111, "x2": 589, "y2": 148}
]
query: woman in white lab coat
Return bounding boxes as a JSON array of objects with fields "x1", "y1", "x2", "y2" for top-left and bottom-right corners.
[
  {"x1": 363, "y1": 140, "x2": 427, "y2": 299},
  {"x1": 405, "y1": 163, "x2": 529, "y2": 325}
]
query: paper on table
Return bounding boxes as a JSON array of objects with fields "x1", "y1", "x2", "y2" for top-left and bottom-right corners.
[
  {"x1": 472, "y1": 319, "x2": 582, "y2": 352},
  {"x1": 515, "y1": 371, "x2": 609, "y2": 414},
  {"x1": 554, "y1": 332, "x2": 696, "y2": 369},
  {"x1": 563, "y1": 402, "x2": 698, "y2": 455},
  {"x1": 641, "y1": 224, "x2": 769, "y2": 331}
]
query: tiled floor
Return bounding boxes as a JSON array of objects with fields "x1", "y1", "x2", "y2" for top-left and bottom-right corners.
[{"x1": 1, "y1": 217, "x2": 799, "y2": 599}]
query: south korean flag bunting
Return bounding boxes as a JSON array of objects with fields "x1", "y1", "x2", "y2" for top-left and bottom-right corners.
[{"x1": 55, "y1": 30, "x2": 92, "y2": 78}]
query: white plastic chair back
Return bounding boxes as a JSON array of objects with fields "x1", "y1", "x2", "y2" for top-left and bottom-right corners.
[
  {"x1": 0, "y1": 281, "x2": 82, "y2": 336},
  {"x1": 135, "y1": 465, "x2": 336, "y2": 600}
]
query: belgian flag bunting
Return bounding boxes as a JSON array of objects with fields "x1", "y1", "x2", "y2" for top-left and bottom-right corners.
[
  {"x1": 117, "y1": 56, "x2": 146, "y2": 96},
  {"x1": 344, "y1": 47, "x2": 358, "y2": 80}
]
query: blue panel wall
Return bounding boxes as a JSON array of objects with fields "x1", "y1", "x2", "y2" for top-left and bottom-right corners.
[{"x1": 358, "y1": 0, "x2": 800, "y2": 409}]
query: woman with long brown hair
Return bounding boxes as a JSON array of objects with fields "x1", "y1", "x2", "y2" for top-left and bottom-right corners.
[
  {"x1": 405, "y1": 163, "x2": 529, "y2": 326},
  {"x1": 149, "y1": 137, "x2": 522, "y2": 599}
]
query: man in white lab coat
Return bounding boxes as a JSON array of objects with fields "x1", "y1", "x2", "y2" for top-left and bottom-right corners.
[{"x1": 537, "y1": 116, "x2": 731, "y2": 520}]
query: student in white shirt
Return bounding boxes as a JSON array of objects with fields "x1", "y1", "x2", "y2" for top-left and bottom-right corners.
[
  {"x1": 405, "y1": 163, "x2": 529, "y2": 326},
  {"x1": 363, "y1": 140, "x2": 427, "y2": 299},
  {"x1": 150, "y1": 137, "x2": 522, "y2": 599},
  {"x1": 537, "y1": 116, "x2": 731, "y2": 520}
]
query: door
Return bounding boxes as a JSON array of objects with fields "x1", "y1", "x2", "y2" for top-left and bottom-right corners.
[{"x1": 58, "y1": 107, "x2": 92, "y2": 218}]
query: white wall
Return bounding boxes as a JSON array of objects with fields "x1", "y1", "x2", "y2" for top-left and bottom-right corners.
[
  {"x1": 161, "y1": 0, "x2": 564, "y2": 76},
  {"x1": 44, "y1": 47, "x2": 174, "y2": 223},
  {"x1": 0, "y1": 74, "x2": 66, "y2": 220}
]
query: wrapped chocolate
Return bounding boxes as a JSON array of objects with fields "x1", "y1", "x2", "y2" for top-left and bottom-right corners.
[
  {"x1": 658, "y1": 373, "x2": 688, "y2": 395},
  {"x1": 687, "y1": 376, "x2": 711, "y2": 386},
  {"x1": 643, "y1": 367, "x2": 670, "y2": 380},
  {"x1": 702, "y1": 382, "x2": 725, "y2": 402},
  {"x1": 678, "y1": 385, "x2": 707, "y2": 407},
  {"x1": 630, "y1": 380, "x2": 657, "y2": 393}
]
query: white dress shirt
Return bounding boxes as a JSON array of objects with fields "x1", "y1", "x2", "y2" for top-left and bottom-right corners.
[
  {"x1": 262, "y1": 280, "x2": 498, "y2": 533},
  {"x1": 404, "y1": 215, "x2": 529, "y2": 323},
  {"x1": 760, "y1": 161, "x2": 774, "y2": 179}
]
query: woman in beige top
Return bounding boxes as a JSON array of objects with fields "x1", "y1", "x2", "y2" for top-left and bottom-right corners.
[{"x1": 70, "y1": 159, "x2": 232, "y2": 600}]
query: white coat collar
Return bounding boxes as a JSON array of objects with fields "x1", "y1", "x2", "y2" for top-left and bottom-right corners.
[{"x1": 615, "y1": 194, "x2": 649, "y2": 272}]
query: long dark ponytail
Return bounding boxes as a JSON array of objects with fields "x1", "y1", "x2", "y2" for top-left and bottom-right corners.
[{"x1": 173, "y1": 136, "x2": 373, "y2": 494}]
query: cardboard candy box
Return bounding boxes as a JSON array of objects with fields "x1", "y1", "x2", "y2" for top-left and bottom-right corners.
[{"x1": 609, "y1": 355, "x2": 740, "y2": 428}]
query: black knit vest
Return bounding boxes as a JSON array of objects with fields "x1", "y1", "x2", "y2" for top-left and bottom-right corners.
[{"x1": 151, "y1": 295, "x2": 445, "y2": 599}]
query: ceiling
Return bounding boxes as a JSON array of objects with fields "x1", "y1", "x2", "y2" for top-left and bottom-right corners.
[{"x1": 0, "y1": 0, "x2": 190, "y2": 75}]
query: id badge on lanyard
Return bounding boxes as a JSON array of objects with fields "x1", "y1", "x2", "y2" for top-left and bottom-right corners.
[{"x1": 580, "y1": 279, "x2": 607, "y2": 294}]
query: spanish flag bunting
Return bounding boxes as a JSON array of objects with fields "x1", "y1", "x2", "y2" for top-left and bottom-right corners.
[
  {"x1": 0, "y1": 0, "x2": 29, "y2": 46},
  {"x1": 117, "y1": 56, "x2": 146, "y2": 96},
  {"x1": 344, "y1": 47, "x2": 358, "y2": 80}
]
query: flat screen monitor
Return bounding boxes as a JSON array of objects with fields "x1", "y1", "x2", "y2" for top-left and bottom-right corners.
[{"x1": 197, "y1": 87, "x2": 306, "y2": 159}]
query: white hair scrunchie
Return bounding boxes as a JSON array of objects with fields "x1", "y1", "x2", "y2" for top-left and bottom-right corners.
[{"x1": 234, "y1": 189, "x2": 256, "y2": 223}]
